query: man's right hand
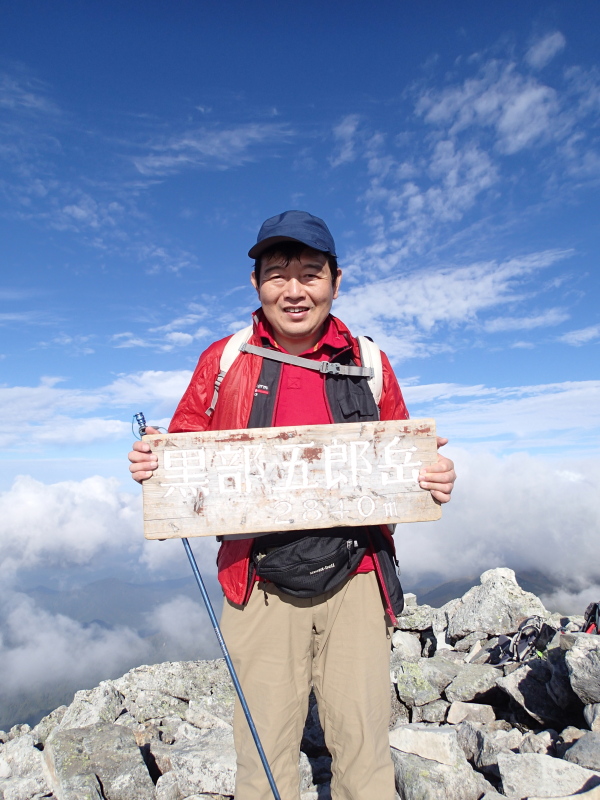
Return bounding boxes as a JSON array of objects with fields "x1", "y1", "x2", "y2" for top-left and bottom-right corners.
[{"x1": 128, "y1": 426, "x2": 160, "y2": 483}]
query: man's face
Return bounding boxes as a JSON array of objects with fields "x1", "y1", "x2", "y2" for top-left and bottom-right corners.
[{"x1": 251, "y1": 247, "x2": 342, "y2": 354}]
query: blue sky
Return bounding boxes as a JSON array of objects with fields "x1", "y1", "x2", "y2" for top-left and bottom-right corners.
[{"x1": 0, "y1": 1, "x2": 599, "y2": 701}]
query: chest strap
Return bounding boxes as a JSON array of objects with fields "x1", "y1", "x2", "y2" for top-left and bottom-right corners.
[{"x1": 239, "y1": 342, "x2": 375, "y2": 378}]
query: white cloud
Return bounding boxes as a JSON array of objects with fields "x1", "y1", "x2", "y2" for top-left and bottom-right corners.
[
  {"x1": 330, "y1": 114, "x2": 361, "y2": 167},
  {"x1": 0, "y1": 471, "x2": 221, "y2": 709},
  {"x1": 484, "y1": 308, "x2": 569, "y2": 332},
  {"x1": 559, "y1": 324, "x2": 600, "y2": 346},
  {"x1": 0, "y1": 475, "x2": 141, "y2": 577},
  {"x1": 397, "y1": 449, "x2": 600, "y2": 609},
  {"x1": 133, "y1": 123, "x2": 292, "y2": 175},
  {"x1": 525, "y1": 32, "x2": 566, "y2": 70},
  {"x1": 416, "y1": 61, "x2": 565, "y2": 155},
  {"x1": 0, "y1": 592, "x2": 148, "y2": 694},
  {"x1": 334, "y1": 250, "x2": 572, "y2": 359},
  {"x1": 148, "y1": 595, "x2": 220, "y2": 655},
  {"x1": 406, "y1": 379, "x2": 600, "y2": 451},
  {"x1": 0, "y1": 73, "x2": 58, "y2": 114},
  {"x1": 164, "y1": 331, "x2": 194, "y2": 347},
  {"x1": 0, "y1": 370, "x2": 192, "y2": 450}
]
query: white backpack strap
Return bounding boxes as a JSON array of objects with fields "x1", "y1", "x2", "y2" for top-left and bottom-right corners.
[
  {"x1": 357, "y1": 336, "x2": 383, "y2": 406},
  {"x1": 205, "y1": 325, "x2": 253, "y2": 416}
]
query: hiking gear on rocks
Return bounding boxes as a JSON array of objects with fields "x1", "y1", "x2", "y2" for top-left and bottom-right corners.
[
  {"x1": 583, "y1": 602, "x2": 600, "y2": 634},
  {"x1": 248, "y1": 210, "x2": 337, "y2": 259},
  {"x1": 492, "y1": 616, "x2": 553, "y2": 665}
]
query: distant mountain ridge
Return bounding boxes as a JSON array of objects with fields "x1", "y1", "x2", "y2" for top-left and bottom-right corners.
[
  {"x1": 413, "y1": 569, "x2": 563, "y2": 608},
  {"x1": 24, "y1": 574, "x2": 223, "y2": 635}
]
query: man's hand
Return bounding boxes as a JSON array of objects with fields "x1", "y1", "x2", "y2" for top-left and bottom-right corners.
[
  {"x1": 418, "y1": 436, "x2": 456, "y2": 504},
  {"x1": 128, "y1": 426, "x2": 160, "y2": 483}
]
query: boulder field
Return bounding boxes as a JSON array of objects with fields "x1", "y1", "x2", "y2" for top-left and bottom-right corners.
[{"x1": 2, "y1": 568, "x2": 600, "y2": 800}]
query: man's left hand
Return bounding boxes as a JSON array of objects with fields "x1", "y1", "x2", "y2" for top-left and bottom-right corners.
[{"x1": 418, "y1": 436, "x2": 456, "y2": 504}]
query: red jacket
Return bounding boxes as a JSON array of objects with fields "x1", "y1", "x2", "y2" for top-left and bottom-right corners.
[{"x1": 169, "y1": 313, "x2": 409, "y2": 615}]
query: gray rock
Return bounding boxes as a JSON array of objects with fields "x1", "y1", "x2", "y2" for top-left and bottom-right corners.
[
  {"x1": 113, "y1": 660, "x2": 235, "y2": 725},
  {"x1": 454, "y1": 719, "x2": 522, "y2": 776},
  {"x1": 564, "y1": 732, "x2": 600, "y2": 771},
  {"x1": 412, "y1": 700, "x2": 449, "y2": 724},
  {"x1": 403, "y1": 593, "x2": 418, "y2": 609},
  {"x1": 566, "y1": 638, "x2": 600, "y2": 705},
  {"x1": 58, "y1": 682, "x2": 124, "y2": 731},
  {"x1": 155, "y1": 770, "x2": 182, "y2": 800},
  {"x1": 7, "y1": 726, "x2": 31, "y2": 742},
  {"x1": 446, "y1": 701, "x2": 495, "y2": 725},
  {"x1": 434, "y1": 649, "x2": 468, "y2": 664},
  {"x1": 432, "y1": 599, "x2": 461, "y2": 650},
  {"x1": 389, "y1": 724, "x2": 464, "y2": 766},
  {"x1": 466, "y1": 637, "x2": 503, "y2": 665},
  {"x1": 44, "y1": 722, "x2": 156, "y2": 800},
  {"x1": 390, "y1": 687, "x2": 411, "y2": 728},
  {"x1": 528, "y1": 787, "x2": 600, "y2": 800},
  {"x1": 126, "y1": 690, "x2": 189, "y2": 724},
  {"x1": 421, "y1": 630, "x2": 437, "y2": 658},
  {"x1": 31, "y1": 706, "x2": 67, "y2": 746},
  {"x1": 558, "y1": 726, "x2": 588, "y2": 758},
  {"x1": 150, "y1": 727, "x2": 236, "y2": 797},
  {"x1": 391, "y1": 661, "x2": 441, "y2": 708},
  {"x1": 586, "y1": 704, "x2": 600, "y2": 732},
  {"x1": 498, "y1": 751, "x2": 600, "y2": 798},
  {"x1": 454, "y1": 720, "x2": 482, "y2": 763},
  {"x1": 0, "y1": 733, "x2": 50, "y2": 797},
  {"x1": 420, "y1": 656, "x2": 461, "y2": 694},
  {"x1": 391, "y1": 746, "x2": 491, "y2": 800},
  {"x1": 446, "y1": 568, "x2": 547, "y2": 640},
  {"x1": 475, "y1": 726, "x2": 523, "y2": 776},
  {"x1": 395, "y1": 604, "x2": 434, "y2": 632},
  {"x1": 444, "y1": 663, "x2": 499, "y2": 703},
  {"x1": 454, "y1": 632, "x2": 487, "y2": 652},
  {"x1": 496, "y1": 660, "x2": 563, "y2": 725},
  {"x1": 519, "y1": 729, "x2": 558, "y2": 756},
  {"x1": 546, "y1": 643, "x2": 584, "y2": 711},
  {"x1": 560, "y1": 631, "x2": 599, "y2": 651},
  {"x1": 391, "y1": 631, "x2": 422, "y2": 662},
  {"x1": 185, "y1": 700, "x2": 232, "y2": 733}
]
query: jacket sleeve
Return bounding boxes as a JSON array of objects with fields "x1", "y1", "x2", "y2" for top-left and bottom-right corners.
[
  {"x1": 378, "y1": 350, "x2": 409, "y2": 422},
  {"x1": 168, "y1": 338, "x2": 227, "y2": 433}
]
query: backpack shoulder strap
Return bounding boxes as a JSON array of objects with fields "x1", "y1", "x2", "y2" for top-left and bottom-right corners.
[
  {"x1": 358, "y1": 336, "x2": 383, "y2": 406},
  {"x1": 205, "y1": 325, "x2": 253, "y2": 416},
  {"x1": 206, "y1": 326, "x2": 384, "y2": 416}
]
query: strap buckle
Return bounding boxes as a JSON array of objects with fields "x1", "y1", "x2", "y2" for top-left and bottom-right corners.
[{"x1": 319, "y1": 361, "x2": 343, "y2": 374}]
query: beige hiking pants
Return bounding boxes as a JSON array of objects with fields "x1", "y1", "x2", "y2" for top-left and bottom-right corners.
[{"x1": 220, "y1": 570, "x2": 395, "y2": 800}]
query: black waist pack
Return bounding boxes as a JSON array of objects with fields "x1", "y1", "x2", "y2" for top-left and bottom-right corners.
[{"x1": 252, "y1": 529, "x2": 369, "y2": 598}]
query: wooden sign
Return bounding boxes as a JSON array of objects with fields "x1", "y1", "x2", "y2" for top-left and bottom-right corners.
[{"x1": 142, "y1": 418, "x2": 441, "y2": 540}]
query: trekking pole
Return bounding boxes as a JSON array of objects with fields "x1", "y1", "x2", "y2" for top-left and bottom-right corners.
[{"x1": 133, "y1": 413, "x2": 281, "y2": 800}]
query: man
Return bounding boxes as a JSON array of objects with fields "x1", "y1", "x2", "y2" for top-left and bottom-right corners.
[{"x1": 129, "y1": 211, "x2": 456, "y2": 800}]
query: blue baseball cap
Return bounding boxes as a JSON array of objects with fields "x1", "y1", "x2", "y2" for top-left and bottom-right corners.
[{"x1": 248, "y1": 210, "x2": 337, "y2": 259}]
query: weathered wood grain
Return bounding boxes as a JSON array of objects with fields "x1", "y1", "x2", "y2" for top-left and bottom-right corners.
[{"x1": 142, "y1": 418, "x2": 441, "y2": 539}]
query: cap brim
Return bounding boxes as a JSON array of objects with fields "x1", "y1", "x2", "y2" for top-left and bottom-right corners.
[{"x1": 248, "y1": 235, "x2": 333, "y2": 260}]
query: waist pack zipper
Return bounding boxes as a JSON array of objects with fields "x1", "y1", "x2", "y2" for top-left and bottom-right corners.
[{"x1": 346, "y1": 539, "x2": 359, "y2": 568}]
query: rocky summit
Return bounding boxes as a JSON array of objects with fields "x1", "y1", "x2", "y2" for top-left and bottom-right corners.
[{"x1": 2, "y1": 568, "x2": 600, "y2": 800}]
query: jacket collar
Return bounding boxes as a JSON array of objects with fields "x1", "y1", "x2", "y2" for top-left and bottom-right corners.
[{"x1": 251, "y1": 308, "x2": 356, "y2": 358}]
